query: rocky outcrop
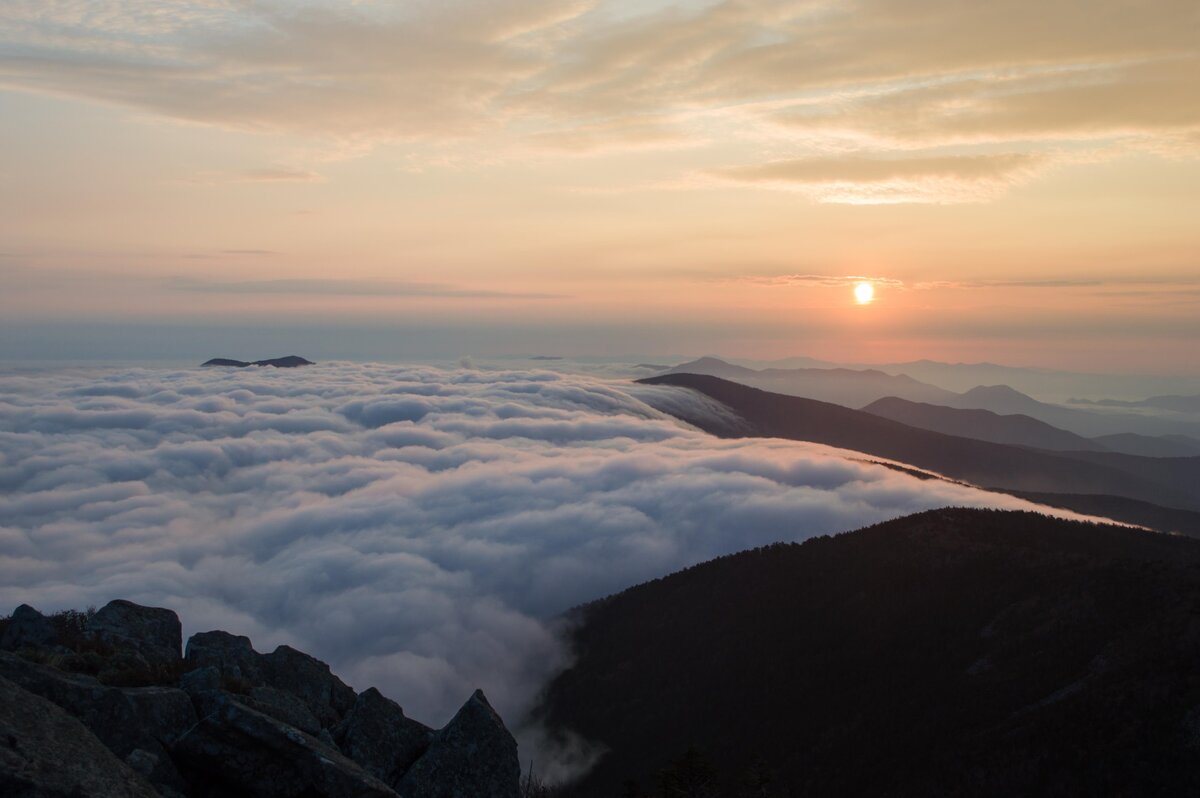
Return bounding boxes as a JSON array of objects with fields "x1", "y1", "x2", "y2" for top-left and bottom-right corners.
[
  {"x1": 173, "y1": 692, "x2": 395, "y2": 798},
  {"x1": 0, "y1": 675, "x2": 159, "y2": 798},
  {"x1": 399, "y1": 690, "x2": 521, "y2": 798},
  {"x1": 88, "y1": 600, "x2": 182, "y2": 669},
  {"x1": 0, "y1": 651, "x2": 196, "y2": 797},
  {"x1": 261, "y1": 644, "x2": 357, "y2": 729},
  {"x1": 184, "y1": 630, "x2": 264, "y2": 684},
  {"x1": 334, "y1": 687, "x2": 434, "y2": 787},
  {"x1": 0, "y1": 599, "x2": 522, "y2": 798},
  {"x1": 0, "y1": 604, "x2": 57, "y2": 651}
]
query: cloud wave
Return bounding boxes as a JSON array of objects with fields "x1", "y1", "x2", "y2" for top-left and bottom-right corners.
[{"x1": 0, "y1": 362, "x2": 1101, "y2": 771}]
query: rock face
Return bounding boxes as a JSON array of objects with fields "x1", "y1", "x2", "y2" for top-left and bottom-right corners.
[
  {"x1": 0, "y1": 603, "x2": 57, "y2": 651},
  {"x1": 399, "y1": 690, "x2": 521, "y2": 798},
  {"x1": 262, "y1": 644, "x2": 357, "y2": 729},
  {"x1": 335, "y1": 687, "x2": 434, "y2": 787},
  {"x1": 0, "y1": 675, "x2": 160, "y2": 798},
  {"x1": 89, "y1": 599, "x2": 182, "y2": 669},
  {"x1": 0, "y1": 599, "x2": 523, "y2": 798},
  {"x1": 185, "y1": 630, "x2": 264, "y2": 684},
  {"x1": 0, "y1": 651, "x2": 196, "y2": 797},
  {"x1": 173, "y1": 692, "x2": 396, "y2": 798}
]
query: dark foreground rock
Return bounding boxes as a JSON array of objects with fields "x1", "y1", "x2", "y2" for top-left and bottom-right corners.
[
  {"x1": 335, "y1": 687, "x2": 434, "y2": 787},
  {"x1": 399, "y1": 690, "x2": 520, "y2": 798},
  {"x1": 0, "y1": 604, "x2": 57, "y2": 651},
  {"x1": 0, "y1": 599, "x2": 521, "y2": 798},
  {"x1": 0, "y1": 675, "x2": 159, "y2": 798},
  {"x1": 173, "y1": 692, "x2": 395, "y2": 798},
  {"x1": 88, "y1": 599, "x2": 183, "y2": 669}
]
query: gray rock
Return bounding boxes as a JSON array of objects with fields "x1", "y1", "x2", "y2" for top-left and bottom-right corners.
[
  {"x1": 179, "y1": 664, "x2": 221, "y2": 694},
  {"x1": 335, "y1": 687, "x2": 434, "y2": 786},
  {"x1": 398, "y1": 689, "x2": 520, "y2": 798},
  {"x1": 185, "y1": 629, "x2": 265, "y2": 684},
  {"x1": 89, "y1": 599, "x2": 182, "y2": 668},
  {"x1": 0, "y1": 650, "x2": 196, "y2": 796},
  {"x1": 263, "y1": 644, "x2": 357, "y2": 728},
  {"x1": 244, "y1": 684, "x2": 324, "y2": 736},
  {"x1": 0, "y1": 604, "x2": 58, "y2": 651},
  {"x1": 172, "y1": 692, "x2": 398, "y2": 798},
  {"x1": 0, "y1": 674, "x2": 159, "y2": 798}
]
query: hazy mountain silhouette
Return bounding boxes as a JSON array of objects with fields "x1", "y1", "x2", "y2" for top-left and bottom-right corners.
[
  {"x1": 639, "y1": 374, "x2": 1200, "y2": 522},
  {"x1": 862, "y1": 396, "x2": 1106, "y2": 452},
  {"x1": 662, "y1": 357, "x2": 956, "y2": 406},
  {"x1": 1070, "y1": 394, "x2": 1200, "y2": 414},
  {"x1": 1090, "y1": 433, "x2": 1200, "y2": 457},
  {"x1": 945, "y1": 385, "x2": 1200, "y2": 438},
  {"x1": 733, "y1": 356, "x2": 1200, "y2": 403},
  {"x1": 862, "y1": 396, "x2": 1200, "y2": 458},
  {"x1": 538, "y1": 507, "x2": 1200, "y2": 797},
  {"x1": 201, "y1": 355, "x2": 314, "y2": 368},
  {"x1": 665, "y1": 359, "x2": 1200, "y2": 439}
]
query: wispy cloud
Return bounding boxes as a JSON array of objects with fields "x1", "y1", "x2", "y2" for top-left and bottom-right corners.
[
  {"x1": 709, "y1": 153, "x2": 1048, "y2": 203},
  {"x1": 734, "y1": 274, "x2": 905, "y2": 289},
  {"x1": 0, "y1": 0, "x2": 1194, "y2": 203},
  {"x1": 164, "y1": 277, "x2": 566, "y2": 300}
]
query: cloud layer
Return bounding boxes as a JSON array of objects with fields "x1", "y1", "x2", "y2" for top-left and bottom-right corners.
[
  {"x1": 0, "y1": 362, "x2": 1102, "y2": 766},
  {"x1": 1, "y1": 0, "x2": 1195, "y2": 202}
]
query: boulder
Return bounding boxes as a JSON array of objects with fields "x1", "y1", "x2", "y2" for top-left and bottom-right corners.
[
  {"x1": 89, "y1": 599, "x2": 182, "y2": 668},
  {"x1": 262, "y1": 644, "x2": 357, "y2": 728},
  {"x1": 185, "y1": 630, "x2": 265, "y2": 685},
  {"x1": 172, "y1": 692, "x2": 398, "y2": 798},
  {"x1": 0, "y1": 650, "x2": 196, "y2": 796},
  {"x1": 244, "y1": 685, "x2": 324, "y2": 736},
  {"x1": 0, "y1": 604, "x2": 58, "y2": 651},
  {"x1": 0, "y1": 674, "x2": 159, "y2": 798},
  {"x1": 398, "y1": 690, "x2": 520, "y2": 798},
  {"x1": 335, "y1": 687, "x2": 434, "y2": 786}
]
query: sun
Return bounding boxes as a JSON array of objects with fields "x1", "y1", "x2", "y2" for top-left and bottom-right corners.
[{"x1": 853, "y1": 281, "x2": 875, "y2": 305}]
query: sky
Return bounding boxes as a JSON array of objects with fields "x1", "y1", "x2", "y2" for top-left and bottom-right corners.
[{"x1": 2, "y1": 0, "x2": 1199, "y2": 372}]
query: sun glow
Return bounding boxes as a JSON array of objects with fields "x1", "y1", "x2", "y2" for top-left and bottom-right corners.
[{"x1": 854, "y1": 281, "x2": 875, "y2": 305}]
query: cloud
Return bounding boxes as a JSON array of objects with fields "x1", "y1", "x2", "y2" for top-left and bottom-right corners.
[
  {"x1": 0, "y1": 362, "x2": 1114, "y2": 778},
  {"x1": 709, "y1": 153, "x2": 1048, "y2": 203},
  {"x1": 235, "y1": 168, "x2": 323, "y2": 183},
  {"x1": 734, "y1": 274, "x2": 905, "y2": 289},
  {"x1": 1, "y1": 0, "x2": 1194, "y2": 202},
  {"x1": 162, "y1": 277, "x2": 566, "y2": 300}
]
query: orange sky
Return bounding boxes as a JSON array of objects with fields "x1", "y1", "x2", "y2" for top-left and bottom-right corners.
[{"x1": 1, "y1": 1, "x2": 1198, "y2": 371}]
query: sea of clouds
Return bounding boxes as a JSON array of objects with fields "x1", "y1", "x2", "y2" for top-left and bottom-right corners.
[{"x1": 0, "y1": 361, "x2": 1092, "y2": 774}]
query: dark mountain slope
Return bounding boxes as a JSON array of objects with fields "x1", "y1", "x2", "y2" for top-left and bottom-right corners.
[
  {"x1": 538, "y1": 508, "x2": 1200, "y2": 797},
  {"x1": 862, "y1": 396, "x2": 1106, "y2": 452},
  {"x1": 638, "y1": 374, "x2": 1199, "y2": 515}
]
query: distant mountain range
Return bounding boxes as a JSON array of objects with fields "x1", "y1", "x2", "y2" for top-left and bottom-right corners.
[
  {"x1": 862, "y1": 396, "x2": 1200, "y2": 457},
  {"x1": 639, "y1": 373, "x2": 1200, "y2": 531},
  {"x1": 660, "y1": 358, "x2": 1200, "y2": 439},
  {"x1": 862, "y1": 396, "x2": 1106, "y2": 452},
  {"x1": 1070, "y1": 394, "x2": 1200, "y2": 414},
  {"x1": 730, "y1": 355, "x2": 1200, "y2": 402},
  {"x1": 663, "y1": 357, "x2": 957, "y2": 407},
  {"x1": 201, "y1": 356, "x2": 314, "y2": 368},
  {"x1": 538, "y1": 507, "x2": 1200, "y2": 797}
]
